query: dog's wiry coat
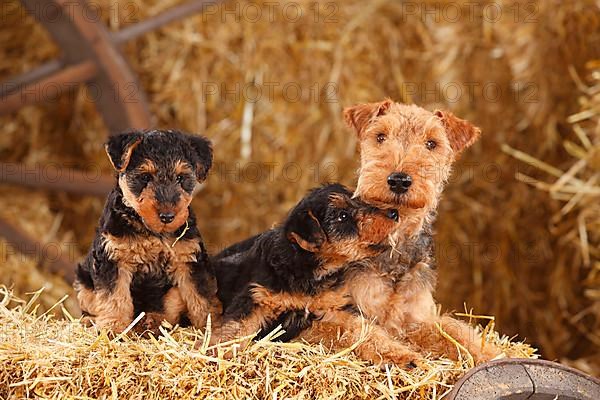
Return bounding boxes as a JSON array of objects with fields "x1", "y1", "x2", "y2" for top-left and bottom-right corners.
[
  {"x1": 315, "y1": 99, "x2": 501, "y2": 364},
  {"x1": 75, "y1": 129, "x2": 220, "y2": 334}
]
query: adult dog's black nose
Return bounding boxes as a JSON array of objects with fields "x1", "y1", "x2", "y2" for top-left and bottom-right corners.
[
  {"x1": 159, "y1": 212, "x2": 175, "y2": 224},
  {"x1": 387, "y1": 172, "x2": 412, "y2": 194}
]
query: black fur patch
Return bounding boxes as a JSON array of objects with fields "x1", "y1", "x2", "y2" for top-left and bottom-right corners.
[{"x1": 131, "y1": 272, "x2": 172, "y2": 315}]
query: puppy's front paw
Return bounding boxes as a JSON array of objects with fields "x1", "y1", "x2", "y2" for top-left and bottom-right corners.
[
  {"x1": 133, "y1": 313, "x2": 164, "y2": 336},
  {"x1": 95, "y1": 318, "x2": 130, "y2": 335}
]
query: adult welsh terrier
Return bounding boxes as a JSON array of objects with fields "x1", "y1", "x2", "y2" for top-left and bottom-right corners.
[{"x1": 334, "y1": 99, "x2": 503, "y2": 364}]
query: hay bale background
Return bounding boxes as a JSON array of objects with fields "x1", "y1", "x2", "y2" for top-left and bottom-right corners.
[{"x1": 0, "y1": 0, "x2": 599, "y2": 377}]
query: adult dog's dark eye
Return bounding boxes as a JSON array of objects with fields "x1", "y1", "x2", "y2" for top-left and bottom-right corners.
[
  {"x1": 387, "y1": 209, "x2": 398, "y2": 221},
  {"x1": 337, "y1": 211, "x2": 349, "y2": 222},
  {"x1": 376, "y1": 133, "x2": 387, "y2": 143},
  {"x1": 140, "y1": 173, "x2": 153, "y2": 183},
  {"x1": 176, "y1": 174, "x2": 185, "y2": 184},
  {"x1": 425, "y1": 140, "x2": 437, "y2": 150}
]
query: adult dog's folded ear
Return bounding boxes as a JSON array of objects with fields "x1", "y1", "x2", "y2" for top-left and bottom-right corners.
[
  {"x1": 105, "y1": 131, "x2": 143, "y2": 172},
  {"x1": 187, "y1": 134, "x2": 213, "y2": 182},
  {"x1": 285, "y1": 209, "x2": 326, "y2": 253},
  {"x1": 343, "y1": 98, "x2": 393, "y2": 137},
  {"x1": 434, "y1": 110, "x2": 481, "y2": 157}
]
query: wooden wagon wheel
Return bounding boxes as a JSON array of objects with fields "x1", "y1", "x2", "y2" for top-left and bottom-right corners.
[
  {"x1": 0, "y1": 0, "x2": 223, "y2": 282},
  {"x1": 446, "y1": 358, "x2": 600, "y2": 400}
]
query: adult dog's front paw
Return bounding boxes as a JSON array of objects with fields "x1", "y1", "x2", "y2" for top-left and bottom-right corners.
[{"x1": 380, "y1": 349, "x2": 427, "y2": 370}]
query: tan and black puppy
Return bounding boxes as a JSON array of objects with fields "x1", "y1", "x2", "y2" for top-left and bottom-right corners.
[
  {"x1": 75, "y1": 129, "x2": 220, "y2": 334},
  {"x1": 212, "y1": 184, "x2": 424, "y2": 366}
]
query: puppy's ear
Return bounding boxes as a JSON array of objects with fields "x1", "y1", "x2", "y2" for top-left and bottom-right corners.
[
  {"x1": 435, "y1": 110, "x2": 481, "y2": 156},
  {"x1": 285, "y1": 210, "x2": 326, "y2": 253},
  {"x1": 188, "y1": 135, "x2": 213, "y2": 182},
  {"x1": 343, "y1": 98, "x2": 393, "y2": 136},
  {"x1": 105, "y1": 131, "x2": 143, "y2": 172}
]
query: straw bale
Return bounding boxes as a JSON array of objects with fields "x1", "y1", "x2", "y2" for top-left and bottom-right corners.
[
  {"x1": 0, "y1": 288, "x2": 536, "y2": 399},
  {"x1": 0, "y1": 0, "x2": 599, "y2": 376}
]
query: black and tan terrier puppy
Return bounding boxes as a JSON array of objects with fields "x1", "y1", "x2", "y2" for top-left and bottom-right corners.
[
  {"x1": 212, "y1": 184, "x2": 422, "y2": 365},
  {"x1": 75, "y1": 129, "x2": 221, "y2": 334},
  {"x1": 315, "y1": 99, "x2": 502, "y2": 364}
]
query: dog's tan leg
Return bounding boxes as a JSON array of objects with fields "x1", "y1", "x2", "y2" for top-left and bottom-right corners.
[
  {"x1": 169, "y1": 239, "x2": 221, "y2": 330},
  {"x1": 216, "y1": 304, "x2": 275, "y2": 341},
  {"x1": 75, "y1": 284, "x2": 99, "y2": 326},
  {"x1": 162, "y1": 287, "x2": 187, "y2": 325},
  {"x1": 170, "y1": 263, "x2": 211, "y2": 329},
  {"x1": 437, "y1": 315, "x2": 503, "y2": 364},
  {"x1": 75, "y1": 284, "x2": 97, "y2": 314},
  {"x1": 209, "y1": 308, "x2": 275, "y2": 356},
  {"x1": 404, "y1": 315, "x2": 502, "y2": 364},
  {"x1": 91, "y1": 267, "x2": 135, "y2": 333},
  {"x1": 299, "y1": 310, "x2": 423, "y2": 369}
]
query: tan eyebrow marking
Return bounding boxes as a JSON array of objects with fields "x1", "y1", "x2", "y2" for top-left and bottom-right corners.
[
  {"x1": 174, "y1": 160, "x2": 194, "y2": 175},
  {"x1": 138, "y1": 160, "x2": 157, "y2": 174}
]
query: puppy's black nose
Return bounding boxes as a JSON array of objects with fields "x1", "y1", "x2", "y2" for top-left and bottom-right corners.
[
  {"x1": 387, "y1": 172, "x2": 412, "y2": 194},
  {"x1": 159, "y1": 212, "x2": 175, "y2": 224},
  {"x1": 386, "y1": 209, "x2": 399, "y2": 222}
]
